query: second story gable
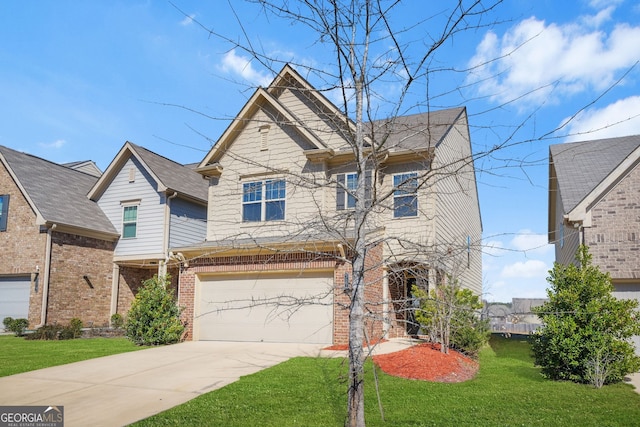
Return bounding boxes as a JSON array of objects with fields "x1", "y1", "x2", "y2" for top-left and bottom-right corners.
[
  {"x1": 549, "y1": 135, "x2": 640, "y2": 277},
  {"x1": 88, "y1": 142, "x2": 208, "y2": 261}
]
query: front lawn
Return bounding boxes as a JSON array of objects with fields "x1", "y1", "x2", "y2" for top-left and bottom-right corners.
[
  {"x1": 134, "y1": 335, "x2": 640, "y2": 427},
  {"x1": 0, "y1": 335, "x2": 140, "y2": 377}
]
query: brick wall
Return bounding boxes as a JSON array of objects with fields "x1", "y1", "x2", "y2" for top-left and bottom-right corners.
[
  {"x1": 117, "y1": 266, "x2": 151, "y2": 317},
  {"x1": 587, "y1": 163, "x2": 640, "y2": 280},
  {"x1": 46, "y1": 231, "x2": 116, "y2": 326},
  {"x1": 0, "y1": 163, "x2": 47, "y2": 326}
]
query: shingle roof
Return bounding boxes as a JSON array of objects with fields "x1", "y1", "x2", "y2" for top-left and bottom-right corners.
[
  {"x1": 0, "y1": 145, "x2": 118, "y2": 236},
  {"x1": 128, "y1": 143, "x2": 208, "y2": 203},
  {"x1": 550, "y1": 135, "x2": 640, "y2": 212},
  {"x1": 369, "y1": 107, "x2": 465, "y2": 151}
]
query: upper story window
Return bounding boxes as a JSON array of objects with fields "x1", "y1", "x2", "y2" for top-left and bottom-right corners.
[
  {"x1": 122, "y1": 204, "x2": 138, "y2": 238},
  {"x1": 242, "y1": 179, "x2": 286, "y2": 222},
  {"x1": 336, "y1": 171, "x2": 372, "y2": 210},
  {"x1": 393, "y1": 172, "x2": 418, "y2": 218},
  {"x1": 0, "y1": 194, "x2": 9, "y2": 232}
]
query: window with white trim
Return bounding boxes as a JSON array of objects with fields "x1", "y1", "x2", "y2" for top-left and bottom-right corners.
[
  {"x1": 393, "y1": 172, "x2": 418, "y2": 218},
  {"x1": 122, "y1": 204, "x2": 138, "y2": 238},
  {"x1": 336, "y1": 171, "x2": 372, "y2": 210},
  {"x1": 242, "y1": 179, "x2": 286, "y2": 222},
  {"x1": 0, "y1": 194, "x2": 9, "y2": 232}
]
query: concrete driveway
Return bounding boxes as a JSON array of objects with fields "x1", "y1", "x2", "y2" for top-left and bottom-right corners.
[{"x1": 0, "y1": 341, "x2": 324, "y2": 427}]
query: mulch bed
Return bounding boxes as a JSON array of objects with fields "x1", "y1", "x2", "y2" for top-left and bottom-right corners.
[
  {"x1": 323, "y1": 339, "x2": 387, "y2": 351},
  {"x1": 372, "y1": 343, "x2": 479, "y2": 383}
]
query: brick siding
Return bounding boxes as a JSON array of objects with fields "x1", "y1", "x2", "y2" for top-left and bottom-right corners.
[
  {"x1": 46, "y1": 231, "x2": 116, "y2": 326},
  {"x1": 0, "y1": 163, "x2": 47, "y2": 326},
  {"x1": 587, "y1": 162, "x2": 640, "y2": 280}
]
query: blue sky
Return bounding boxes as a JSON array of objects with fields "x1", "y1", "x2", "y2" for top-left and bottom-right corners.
[{"x1": 1, "y1": 1, "x2": 639, "y2": 302}]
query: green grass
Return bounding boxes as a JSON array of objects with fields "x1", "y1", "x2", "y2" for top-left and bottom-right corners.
[
  {"x1": 0, "y1": 335, "x2": 141, "y2": 377},
  {"x1": 134, "y1": 335, "x2": 640, "y2": 427}
]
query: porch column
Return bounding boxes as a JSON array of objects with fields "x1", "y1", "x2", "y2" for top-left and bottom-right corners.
[{"x1": 382, "y1": 266, "x2": 390, "y2": 338}]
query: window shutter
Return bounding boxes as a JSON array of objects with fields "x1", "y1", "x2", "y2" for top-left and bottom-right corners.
[
  {"x1": 364, "y1": 170, "x2": 372, "y2": 207},
  {"x1": 0, "y1": 195, "x2": 9, "y2": 231},
  {"x1": 336, "y1": 174, "x2": 345, "y2": 210}
]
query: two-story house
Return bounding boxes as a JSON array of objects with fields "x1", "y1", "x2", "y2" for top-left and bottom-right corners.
[
  {"x1": 548, "y1": 135, "x2": 640, "y2": 349},
  {"x1": 88, "y1": 141, "x2": 209, "y2": 316},
  {"x1": 0, "y1": 145, "x2": 119, "y2": 329},
  {"x1": 174, "y1": 65, "x2": 482, "y2": 345}
]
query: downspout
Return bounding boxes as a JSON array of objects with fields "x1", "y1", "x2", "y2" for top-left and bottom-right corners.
[
  {"x1": 160, "y1": 191, "x2": 178, "y2": 277},
  {"x1": 37, "y1": 224, "x2": 55, "y2": 327},
  {"x1": 382, "y1": 267, "x2": 389, "y2": 338}
]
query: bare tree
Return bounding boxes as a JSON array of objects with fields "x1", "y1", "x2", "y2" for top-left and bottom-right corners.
[{"x1": 172, "y1": 1, "x2": 510, "y2": 426}]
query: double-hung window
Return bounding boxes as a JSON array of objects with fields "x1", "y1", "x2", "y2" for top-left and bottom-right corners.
[
  {"x1": 0, "y1": 194, "x2": 9, "y2": 232},
  {"x1": 393, "y1": 172, "x2": 418, "y2": 218},
  {"x1": 122, "y1": 204, "x2": 138, "y2": 238},
  {"x1": 242, "y1": 179, "x2": 286, "y2": 222},
  {"x1": 336, "y1": 171, "x2": 372, "y2": 210}
]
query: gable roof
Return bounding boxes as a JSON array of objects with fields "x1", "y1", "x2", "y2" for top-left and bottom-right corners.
[
  {"x1": 198, "y1": 63, "x2": 467, "y2": 170},
  {"x1": 369, "y1": 107, "x2": 466, "y2": 152},
  {"x1": 62, "y1": 160, "x2": 102, "y2": 177},
  {"x1": 89, "y1": 142, "x2": 208, "y2": 204},
  {"x1": 549, "y1": 135, "x2": 640, "y2": 212},
  {"x1": 0, "y1": 145, "x2": 118, "y2": 238}
]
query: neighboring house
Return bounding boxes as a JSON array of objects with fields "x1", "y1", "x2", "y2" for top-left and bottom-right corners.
[
  {"x1": 548, "y1": 135, "x2": 640, "y2": 349},
  {"x1": 485, "y1": 298, "x2": 546, "y2": 335},
  {"x1": 0, "y1": 145, "x2": 119, "y2": 330},
  {"x1": 87, "y1": 141, "x2": 209, "y2": 316},
  {"x1": 174, "y1": 65, "x2": 482, "y2": 345}
]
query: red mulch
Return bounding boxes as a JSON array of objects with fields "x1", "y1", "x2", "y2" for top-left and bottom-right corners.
[
  {"x1": 323, "y1": 339, "x2": 387, "y2": 351},
  {"x1": 372, "y1": 343, "x2": 479, "y2": 383}
]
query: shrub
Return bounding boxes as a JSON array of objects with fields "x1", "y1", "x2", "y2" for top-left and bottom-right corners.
[
  {"x1": 26, "y1": 324, "x2": 65, "y2": 340},
  {"x1": 125, "y1": 275, "x2": 184, "y2": 346},
  {"x1": 110, "y1": 313, "x2": 124, "y2": 329},
  {"x1": 413, "y1": 277, "x2": 489, "y2": 357},
  {"x1": 531, "y1": 245, "x2": 640, "y2": 386},
  {"x1": 2, "y1": 317, "x2": 29, "y2": 336}
]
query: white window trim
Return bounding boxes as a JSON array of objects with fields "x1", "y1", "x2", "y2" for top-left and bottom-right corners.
[
  {"x1": 242, "y1": 179, "x2": 286, "y2": 222},
  {"x1": 392, "y1": 172, "x2": 419, "y2": 218},
  {"x1": 121, "y1": 200, "x2": 141, "y2": 239}
]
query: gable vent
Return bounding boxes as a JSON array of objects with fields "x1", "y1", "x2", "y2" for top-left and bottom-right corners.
[
  {"x1": 128, "y1": 166, "x2": 136, "y2": 183},
  {"x1": 259, "y1": 125, "x2": 270, "y2": 151}
]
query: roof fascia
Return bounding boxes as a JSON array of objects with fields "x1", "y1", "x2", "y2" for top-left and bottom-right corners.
[
  {"x1": 88, "y1": 142, "x2": 167, "y2": 201},
  {"x1": 548, "y1": 151, "x2": 558, "y2": 242},
  {"x1": 567, "y1": 144, "x2": 640, "y2": 226},
  {"x1": 268, "y1": 65, "x2": 358, "y2": 139},
  {"x1": 46, "y1": 222, "x2": 120, "y2": 242},
  {"x1": 0, "y1": 152, "x2": 46, "y2": 224}
]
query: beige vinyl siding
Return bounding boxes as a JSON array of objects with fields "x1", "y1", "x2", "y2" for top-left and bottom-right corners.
[
  {"x1": 205, "y1": 107, "x2": 327, "y2": 242},
  {"x1": 379, "y1": 162, "x2": 435, "y2": 261},
  {"x1": 97, "y1": 157, "x2": 165, "y2": 257},
  {"x1": 431, "y1": 116, "x2": 482, "y2": 295},
  {"x1": 277, "y1": 87, "x2": 349, "y2": 150}
]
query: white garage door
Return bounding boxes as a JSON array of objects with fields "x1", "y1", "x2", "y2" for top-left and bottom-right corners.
[
  {"x1": 0, "y1": 276, "x2": 30, "y2": 331},
  {"x1": 198, "y1": 272, "x2": 334, "y2": 344}
]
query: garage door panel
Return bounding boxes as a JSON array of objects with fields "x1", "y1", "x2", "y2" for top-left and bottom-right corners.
[
  {"x1": 198, "y1": 273, "x2": 333, "y2": 344},
  {"x1": 0, "y1": 276, "x2": 30, "y2": 331}
]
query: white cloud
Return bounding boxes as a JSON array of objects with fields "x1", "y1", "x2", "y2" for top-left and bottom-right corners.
[
  {"x1": 179, "y1": 14, "x2": 196, "y2": 26},
  {"x1": 39, "y1": 139, "x2": 66, "y2": 149},
  {"x1": 510, "y1": 229, "x2": 553, "y2": 255},
  {"x1": 562, "y1": 95, "x2": 640, "y2": 142},
  {"x1": 501, "y1": 259, "x2": 549, "y2": 279},
  {"x1": 467, "y1": 10, "x2": 640, "y2": 106},
  {"x1": 220, "y1": 49, "x2": 273, "y2": 87}
]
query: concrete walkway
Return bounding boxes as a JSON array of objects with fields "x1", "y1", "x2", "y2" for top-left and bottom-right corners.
[{"x1": 0, "y1": 341, "x2": 326, "y2": 427}]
